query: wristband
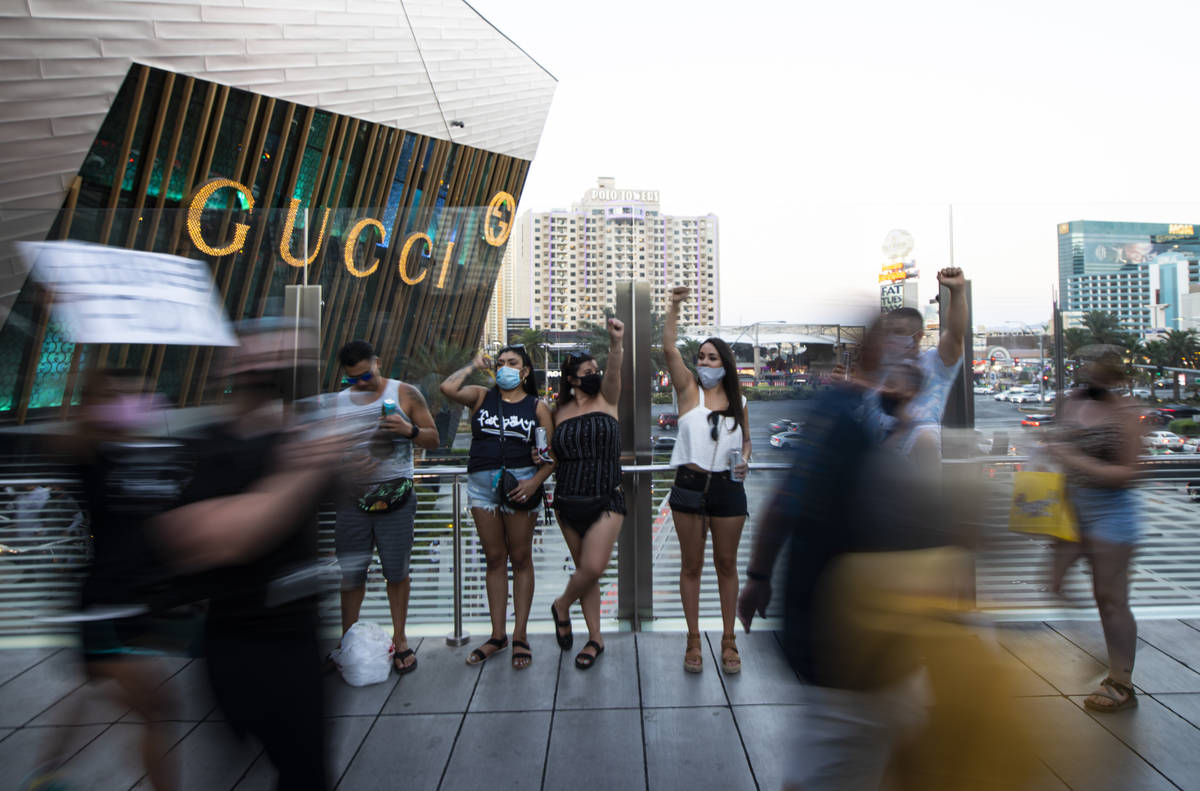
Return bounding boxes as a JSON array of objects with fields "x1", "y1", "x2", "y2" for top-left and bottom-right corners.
[
  {"x1": 408, "y1": 423, "x2": 421, "y2": 439},
  {"x1": 746, "y1": 570, "x2": 769, "y2": 582}
]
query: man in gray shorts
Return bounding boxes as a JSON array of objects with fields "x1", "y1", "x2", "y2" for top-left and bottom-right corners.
[{"x1": 334, "y1": 340, "x2": 439, "y2": 674}]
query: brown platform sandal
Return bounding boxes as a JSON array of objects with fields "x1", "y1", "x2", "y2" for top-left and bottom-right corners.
[
  {"x1": 683, "y1": 632, "x2": 703, "y2": 673},
  {"x1": 720, "y1": 634, "x2": 741, "y2": 675},
  {"x1": 1084, "y1": 677, "x2": 1137, "y2": 713}
]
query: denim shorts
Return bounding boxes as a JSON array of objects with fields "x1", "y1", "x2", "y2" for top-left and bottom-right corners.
[
  {"x1": 467, "y1": 465, "x2": 539, "y2": 513},
  {"x1": 1068, "y1": 485, "x2": 1139, "y2": 545}
]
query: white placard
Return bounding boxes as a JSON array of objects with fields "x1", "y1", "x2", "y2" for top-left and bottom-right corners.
[{"x1": 18, "y1": 241, "x2": 236, "y2": 346}]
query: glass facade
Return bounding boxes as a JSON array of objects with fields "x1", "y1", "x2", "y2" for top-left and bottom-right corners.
[{"x1": 0, "y1": 64, "x2": 530, "y2": 423}]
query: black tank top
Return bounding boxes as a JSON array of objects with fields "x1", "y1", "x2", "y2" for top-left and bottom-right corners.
[{"x1": 468, "y1": 389, "x2": 539, "y2": 473}]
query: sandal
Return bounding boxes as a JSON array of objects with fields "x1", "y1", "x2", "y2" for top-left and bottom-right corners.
[
  {"x1": 394, "y1": 648, "x2": 418, "y2": 675},
  {"x1": 683, "y1": 632, "x2": 703, "y2": 674},
  {"x1": 1084, "y1": 677, "x2": 1137, "y2": 713},
  {"x1": 466, "y1": 636, "x2": 508, "y2": 666},
  {"x1": 575, "y1": 639, "x2": 604, "y2": 670},
  {"x1": 512, "y1": 640, "x2": 533, "y2": 670},
  {"x1": 720, "y1": 634, "x2": 741, "y2": 675},
  {"x1": 550, "y1": 602, "x2": 574, "y2": 651}
]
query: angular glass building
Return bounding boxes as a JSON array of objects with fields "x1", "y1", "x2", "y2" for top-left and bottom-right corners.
[{"x1": 0, "y1": 0, "x2": 555, "y2": 423}]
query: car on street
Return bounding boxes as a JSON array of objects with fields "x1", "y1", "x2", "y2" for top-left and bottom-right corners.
[
  {"x1": 1011, "y1": 391, "x2": 1044, "y2": 404},
  {"x1": 1144, "y1": 431, "x2": 1185, "y2": 452},
  {"x1": 1158, "y1": 406, "x2": 1200, "y2": 421},
  {"x1": 652, "y1": 435, "x2": 677, "y2": 452},
  {"x1": 1182, "y1": 437, "x2": 1199, "y2": 454},
  {"x1": 1020, "y1": 414, "x2": 1055, "y2": 428},
  {"x1": 657, "y1": 413, "x2": 678, "y2": 430},
  {"x1": 1040, "y1": 391, "x2": 1057, "y2": 403},
  {"x1": 994, "y1": 389, "x2": 1016, "y2": 401},
  {"x1": 768, "y1": 418, "x2": 802, "y2": 433},
  {"x1": 973, "y1": 385, "x2": 994, "y2": 395},
  {"x1": 769, "y1": 430, "x2": 804, "y2": 449},
  {"x1": 1130, "y1": 388, "x2": 1151, "y2": 399}
]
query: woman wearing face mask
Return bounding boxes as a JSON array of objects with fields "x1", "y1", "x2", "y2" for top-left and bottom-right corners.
[
  {"x1": 441, "y1": 347, "x2": 554, "y2": 669},
  {"x1": 548, "y1": 318, "x2": 625, "y2": 670},
  {"x1": 662, "y1": 287, "x2": 751, "y2": 674},
  {"x1": 1045, "y1": 350, "x2": 1144, "y2": 713}
]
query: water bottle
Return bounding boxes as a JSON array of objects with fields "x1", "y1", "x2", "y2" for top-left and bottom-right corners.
[
  {"x1": 535, "y1": 427, "x2": 552, "y2": 464},
  {"x1": 729, "y1": 449, "x2": 745, "y2": 482},
  {"x1": 371, "y1": 399, "x2": 398, "y2": 458}
]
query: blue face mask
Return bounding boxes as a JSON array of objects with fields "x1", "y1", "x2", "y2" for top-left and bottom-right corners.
[
  {"x1": 496, "y1": 366, "x2": 522, "y2": 391},
  {"x1": 697, "y1": 366, "x2": 725, "y2": 389}
]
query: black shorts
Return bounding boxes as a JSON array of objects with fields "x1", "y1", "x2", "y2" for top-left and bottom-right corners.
[{"x1": 668, "y1": 466, "x2": 748, "y2": 518}]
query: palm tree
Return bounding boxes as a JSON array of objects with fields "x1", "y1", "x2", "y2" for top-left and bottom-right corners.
[
  {"x1": 511, "y1": 327, "x2": 549, "y2": 370},
  {"x1": 1062, "y1": 328, "x2": 1092, "y2": 363},
  {"x1": 1144, "y1": 340, "x2": 1173, "y2": 402},
  {"x1": 1119, "y1": 333, "x2": 1146, "y2": 393},
  {"x1": 1162, "y1": 329, "x2": 1199, "y2": 401},
  {"x1": 403, "y1": 340, "x2": 479, "y2": 448},
  {"x1": 1081, "y1": 311, "x2": 1123, "y2": 346}
]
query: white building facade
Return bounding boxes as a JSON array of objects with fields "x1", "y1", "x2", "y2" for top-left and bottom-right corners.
[{"x1": 502, "y1": 178, "x2": 719, "y2": 332}]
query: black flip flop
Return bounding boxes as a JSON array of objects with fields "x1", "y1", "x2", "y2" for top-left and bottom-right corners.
[
  {"x1": 511, "y1": 639, "x2": 533, "y2": 670},
  {"x1": 394, "y1": 648, "x2": 417, "y2": 675},
  {"x1": 550, "y1": 603, "x2": 574, "y2": 650},
  {"x1": 574, "y1": 640, "x2": 604, "y2": 670},
  {"x1": 466, "y1": 636, "x2": 509, "y2": 666}
]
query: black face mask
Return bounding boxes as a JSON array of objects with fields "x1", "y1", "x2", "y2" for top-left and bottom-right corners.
[
  {"x1": 1084, "y1": 384, "x2": 1109, "y2": 401},
  {"x1": 576, "y1": 373, "x2": 603, "y2": 396}
]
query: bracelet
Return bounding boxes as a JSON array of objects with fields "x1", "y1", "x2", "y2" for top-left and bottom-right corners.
[
  {"x1": 408, "y1": 424, "x2": 420, "y2": 439},
  {"x1": 746, "y1": 570, "x2": 769, "y2": 582}
]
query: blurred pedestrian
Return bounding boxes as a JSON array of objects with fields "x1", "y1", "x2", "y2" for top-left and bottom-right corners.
[
  {"x1": 440, "y1": 346, "x2": 554, "y2": 669},
  {"x1": 662, "y1": 286, "x2": 750, "y2": 674},
  {"x1": 332, "y1": 340, "x2": 439, "y2": 675},
  {"x1": 156, "y1": 319, "x2": 339, "y2": 791},
  {"x1": 26, "y1": 368, "x2": 182, "y2": 791},
  {"x1": 1046, "y1": 349, "x2": 1144, "y2": 712},
  {"x1": 548, "y1": 318, "x2": 625, "y2": 670}
]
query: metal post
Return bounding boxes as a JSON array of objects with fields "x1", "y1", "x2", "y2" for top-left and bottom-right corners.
[
  {"x1": 616, "y1": 280, "x2": 653, "y2": 630},
  {"x1": 940, "y1": 280, "x2": 975, "y2": 451},
  {"x1": 1053, "y1": 300, "x2": 1066, "y2": 421},
  {"x1": 446, "y1": 475, "x2": 469, "y2": 646}
]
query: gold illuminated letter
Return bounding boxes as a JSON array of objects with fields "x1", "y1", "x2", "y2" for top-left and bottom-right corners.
[
  {"x1": 398, "y1": 232, "x2": 432, "y2": 285},
  {"x1": 187, "y1": 178, "x2": 254, "y2": 256},
  {"x1": 436, "y1": 242, "x2": 455, "y2": 289},
  {"x1": 484, "y1": 191, "x2": 515, "y2": 247},
  {"x1": 343, "y1": 218, "x2": 386, "y2": 278},
  {"x1": 279, "y1": 198, "x2": 332, "y2": 268}
]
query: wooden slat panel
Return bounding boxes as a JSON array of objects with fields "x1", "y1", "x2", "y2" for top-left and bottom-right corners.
[
  {"x1": 165, "y1": 80, "x2": 219, "y2": 257},
  {"x1": 144, "y1": 75, "x2": 194, "y2": 247},
  {"x1": 97, "y1": 64, "x2": 148, "y2": 246},
  {"x1": 248, "y1": 102, "x2": 298, "y2": 319},
  {"x1": 123, "y1": 70, "x2": 174, "y2": 250}
]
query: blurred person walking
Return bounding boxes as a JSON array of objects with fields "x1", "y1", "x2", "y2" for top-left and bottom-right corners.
[
  {"x1": 1046, "y1": 350, "x2": 1145, "y2": 712},
  {"x1": 548, "y1": 319, "x2": 625, "y2": 670},
  {"x1": 440, "y1": 346, "x2": 554, "y2": 669},
  {"x1": 156, "y1": 320, "x2": 342, "y2": 791},
  {"x1": 25, "y1": 369, "x2": 183, "y2": 791},
  {"x1": 333, "y1": 340, "x2": 439, "y2": 675},
  {"x1": 661, "y1": 286, "x2": 751, "y2": 674}
]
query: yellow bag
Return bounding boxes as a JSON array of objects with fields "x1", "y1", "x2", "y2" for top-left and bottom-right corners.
[{"x1": 1008, "y1": 470, "x2": 1078, "y2": 542}]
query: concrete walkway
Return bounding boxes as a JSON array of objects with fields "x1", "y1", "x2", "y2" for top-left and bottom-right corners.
[{"x1": 0, "y1": 621, "x2": 1198, "y2": 790}]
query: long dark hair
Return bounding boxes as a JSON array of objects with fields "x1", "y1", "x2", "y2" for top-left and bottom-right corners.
[
  {"x1": 557, "y1": 351, "x2": 594, "y2": 409},
  {"x1": 497, "y1": 345, "x2": 539, "y2": 397},
  {"x1": 698, "y1": 337, "x2": 744, "y2": 437}
]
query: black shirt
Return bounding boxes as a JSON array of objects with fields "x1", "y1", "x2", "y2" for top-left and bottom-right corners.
[{"x1": 467, "y1": 389, "x2": 540, "y2": 473}]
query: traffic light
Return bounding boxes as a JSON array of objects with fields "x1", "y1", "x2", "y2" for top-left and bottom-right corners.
[
  {"x1": 1014, "y1": 357, "x2": 1020, "y2": 366},
  {"x1": 990, "y1": 355, "x2": 996, "y2": 364}
]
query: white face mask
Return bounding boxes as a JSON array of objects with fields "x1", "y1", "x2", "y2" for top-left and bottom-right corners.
[{"x1": 697, "y1": 366, "x2": 725, "y2": 389}]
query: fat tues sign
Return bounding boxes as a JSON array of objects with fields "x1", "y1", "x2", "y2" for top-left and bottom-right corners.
[
  {"x1": 185, "y1": 178, "x2": 515, "y2": 288},
  {"x1": 880, "y1": 280, "x2": 917, "y2": 313}
]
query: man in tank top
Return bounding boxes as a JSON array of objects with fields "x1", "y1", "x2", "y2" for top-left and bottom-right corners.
[{"x1": 333, "y1": 340, "x2": 439, "y2": 675}]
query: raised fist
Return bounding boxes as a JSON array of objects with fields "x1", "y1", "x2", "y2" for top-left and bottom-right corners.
[{"x1": 607, "y1": 318, "x2": 625, "y2": 340}]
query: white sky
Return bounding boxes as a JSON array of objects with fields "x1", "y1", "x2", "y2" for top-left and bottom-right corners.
[{"x1": 469, "y1": 0, "x2": 1200, "y2": 328}]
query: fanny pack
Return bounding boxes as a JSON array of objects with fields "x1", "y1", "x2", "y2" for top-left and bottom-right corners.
[
  {"x1": 554, "y1": 491, "x2": 612, "y2": 526},
  {"x1": 495, "y1": 398, "x2": 543, "y2": 511},
  {"x1": 356, "y1": 477, "x2": 413, "y2": 513}
]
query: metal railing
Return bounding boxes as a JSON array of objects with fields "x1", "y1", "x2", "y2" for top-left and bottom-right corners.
[{"x1": 1, "y1": 456, "x2": 1198, "y2": 640}]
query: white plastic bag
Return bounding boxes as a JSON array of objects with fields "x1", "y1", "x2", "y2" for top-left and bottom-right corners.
[{"x1": 331, "y1": 621, "x2": 393, "y2": 687}]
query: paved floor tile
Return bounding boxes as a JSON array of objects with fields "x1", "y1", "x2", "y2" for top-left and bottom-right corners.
[
  {"x1": 996, "y1": 623, "x2": 1107, "y2": 695},
  {"x1": 336, "y1": 714, "x2": 460, "y2": 790},
  {"x1": 643, "y1": 707, "x2": 755, "y2": 791},
  {"x1": 133, "y1": 721, "x2": 258, "y2": 790},
  {"x1": 469, "y1": 634, "x2": 560, "y2": 712},
  {"x1": 1152, "y1": 693, "x2": 1200, "y2": 728},
  {"x1": 59, "y1": 721, "x2": 194, "y2": 790},
  {"x1": 1047, "y1": 620, "x2": 1200, "y2": 694},
  {"x1": 637, "y1": 633, "x2": 727, "y2": 708},
  {"x1": 731, "y1": 704, "x2": 804, "y2": 791},
  {"x1": 707, "y1": 631, "x2": 805, "y2": 706},
  {"x1": 0, "y1": 648, "x2": 85, "y2": 727},
  {"x1": 122, "y1": 660, "x2": 215, "y2": 723},
  {"x1": 0, "y1": 723, "x2": 105, "y2": 788},
  {"x1": 1070, "y1": 693, "x2": 1200, "y2": 791},
  {"x1": 0, "y1": 648, "x2": 59, "y2": 687},
  {"x1": 234, "y1": 715, "x2": 373, "y2": 790},
  {"x1": 1023, "y1": 696, "x2": 1177, "y2": 791},
  {"x1": 544, "y1": 707, "x2": 644, "y2": 790},
  {"x1": 323, "y1": 665, "x2": 401, "y2": 717},
  {"x1": 1139, "y1": 619, "x2": 1200, "y2": 671},
  {"x1": 554, "y1": 633, "x2": 637, "y2": 710},
  {"x1": 381, "y1": 639, "x2": 481, "y2": 715},
  {"x1": 440, "y1": 711, "x2": 551, "y2": 791}
]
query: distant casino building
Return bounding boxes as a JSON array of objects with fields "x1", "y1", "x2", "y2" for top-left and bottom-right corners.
[
  {"x1": 0, "y1": 0, "x2": 554, "y2": 423},
  {"x1": 500, "y1": 178, "x2": 719, "y2": 332},
  {"x1": 1057, "y1": 220, "x2": 1200, "y2": 334}
]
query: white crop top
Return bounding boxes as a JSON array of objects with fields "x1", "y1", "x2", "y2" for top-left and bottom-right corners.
[{"x1": 669, "y1": 389, "x2": 745, "y2": 471}]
